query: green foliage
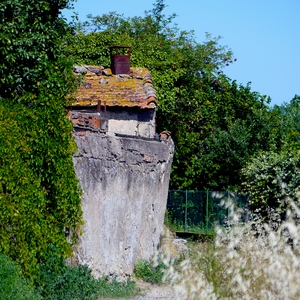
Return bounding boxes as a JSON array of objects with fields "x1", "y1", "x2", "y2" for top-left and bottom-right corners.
[
  {"x1": 239, "y1": 95, "x2": 300, "y2": 216},
  {"x1": 35, "y1": 245, "x2": 138, "y2": 299},
  {"x1": 272, "y1": 95, "x2": 300, "y2": 152},
  {"x1": 68, "y1": 0, "x2": 278, "y2": 191},
  {"x1": 0, "y1": 254, "x2": 41, "y2": 300},
  {"x1": 167, "y1": 79, "x2": 277, "y2": 190},
  {"x1": 0, "y1": 0, "x2": 82, "y2": 278},
  {"x1": 133, "y1": 259, "x2": 166, "y2": 285},
  {"x1": 0, "y1": 245, "x2": 140, "y2": 300},
  {"x1": 35, "y1": 245, "x2": 98, "y2": 300},
  {"x1": 0, "y1": 100, "x2": 82, "y2": 277},
  {"x1": 0, "y1": 0, "x2": 76, "y2": 100},
  {"x1": 241, "y1": 151, "x2": 300, "y2": 216},
  {"x1": 96, "y1": 276, "x2": 138, "y2": 299}
]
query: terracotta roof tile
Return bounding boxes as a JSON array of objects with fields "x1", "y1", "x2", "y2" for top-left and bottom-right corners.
[{"x1": 72, "y1": 66, "x2": 157, "y2": 109}]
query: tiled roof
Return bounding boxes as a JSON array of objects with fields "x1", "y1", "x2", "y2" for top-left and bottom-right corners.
[{"x1": 72, "y1": 66, "x2": 157, "y2": 109}]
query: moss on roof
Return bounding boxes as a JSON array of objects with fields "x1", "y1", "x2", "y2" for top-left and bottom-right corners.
[{"x1": 72, "y1": 66, "x2": 157, "y2": 109}]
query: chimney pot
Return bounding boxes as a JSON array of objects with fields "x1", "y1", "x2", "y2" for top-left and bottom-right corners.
[{"x1": 109, "y1": 45, "x2": 132, "y2": 75}]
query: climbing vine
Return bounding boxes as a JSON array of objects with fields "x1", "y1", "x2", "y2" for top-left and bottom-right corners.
[{"x1": 0, "y1": 0, "x2": 82, "y2": 277}]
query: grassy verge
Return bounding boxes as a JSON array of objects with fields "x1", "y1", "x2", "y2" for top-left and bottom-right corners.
[{"x1": 163, "y1": 204, "x2": 300, "y2": 299}]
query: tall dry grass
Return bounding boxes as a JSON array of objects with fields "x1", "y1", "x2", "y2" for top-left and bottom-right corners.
[{"x1": 162, "y1": 198, "x2": 300, "y2": 299}]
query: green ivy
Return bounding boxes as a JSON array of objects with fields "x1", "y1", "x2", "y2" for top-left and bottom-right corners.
[
  {"x1": 0, "y1": 0, "x2": 82, "y2": 278},
  {"x1": 0, "y1": 100, "x2": 82, "y2": 277}
]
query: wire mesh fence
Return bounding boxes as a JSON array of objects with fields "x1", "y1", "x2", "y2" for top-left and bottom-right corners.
[{"x1": 166, "y1": 190, "x2": 249, "y2": 235}]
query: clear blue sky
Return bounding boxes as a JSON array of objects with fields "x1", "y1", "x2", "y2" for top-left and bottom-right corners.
[{"x1": 63, "y1": 0, "x2": 300, "y2": 106}]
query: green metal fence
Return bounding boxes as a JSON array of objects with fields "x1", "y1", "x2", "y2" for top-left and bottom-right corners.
[{"x1": 166, "y1": 190, "x2": 249, "y2": 234}]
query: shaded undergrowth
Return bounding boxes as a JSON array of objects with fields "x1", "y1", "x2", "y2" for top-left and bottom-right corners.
[{"x1": 0, "y1": 245, "x2": 139, "y2": 300}]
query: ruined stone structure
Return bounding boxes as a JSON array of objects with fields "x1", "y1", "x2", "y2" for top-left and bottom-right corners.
[
  {"x1": 69, "y1": 65, "x2": 157, "y2": 138},
  {"x1": 72, "y1": 132, "x2": 174, "y2": 277},
  {"x1": 70, "y1": 53, "x2": 174, "y2": 277}
]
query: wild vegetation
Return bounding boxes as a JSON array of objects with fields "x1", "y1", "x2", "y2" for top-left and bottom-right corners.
[
  {"x1": 69, "y1": 0, "x2": 300, "y2": 212},
  {"x1": 69, "y1": 0, "x2": 282, "y2": 192},
  {"x1": 0, "y1": 249, "x2": 139, "y2": 300},
  {"x1": 0, "y1": 254, "x2": 41, "y2": 300},
  {"x1": 1, "y1": 0, "x2": 300, "y2": 298},
  {"x1": 162, "y1": 197, "x2": 300, "y2": 299},
  {"x1": 133, "y1": 258, "x2": 167, "y2": 285},
  {"x1": 0, "y1": 0, "x2": 83, "y2": 278}
]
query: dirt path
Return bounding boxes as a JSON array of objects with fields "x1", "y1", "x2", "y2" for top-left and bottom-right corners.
[
  {"x1": 132, "y1": 281, "x2": 175, "y2": 300},
  {"x1": 99, "y1": 281, "x2": 175, "y2": 300}
]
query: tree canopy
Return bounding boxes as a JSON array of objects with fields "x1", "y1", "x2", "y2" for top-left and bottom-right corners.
[
  {"x1": 272, "y1": 95, "x2": 300, "y2": 152},
  {"x1": 241, "y1": 95, "x2": 300, "y2": 216}
]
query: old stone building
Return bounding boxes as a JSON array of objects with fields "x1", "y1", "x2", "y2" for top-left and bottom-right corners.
[
  {"x1": 68, "y1": 47, "x2": 157, "y2": 139},
  {"x1": 70, "y1": 47, "x2": 174, "y2": 277}
]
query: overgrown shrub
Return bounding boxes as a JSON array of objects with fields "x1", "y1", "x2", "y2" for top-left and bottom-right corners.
[
  {"x1": 96, "y1": 275, "x2": 138, "y2": 299},
  {"x1": 35, "y1": 245, "x2": 97, "y2": 300},
  {"x1": 134, "y1": 259, "x2": 166, "y2": 285},
  {"x1": 241, "y1": 151, "x2": 300, "y2": 217},
  {"x1": 35, "y1": 244, "x2": 138, "y2": 299},
  {"x1": 0, "y1": 254, "x2": 41, "y2": 300}
]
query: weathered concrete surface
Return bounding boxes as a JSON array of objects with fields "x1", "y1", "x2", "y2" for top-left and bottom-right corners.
[
  {"x1": 106, "y1": 108, "x2": 156, "y2": 138},
  {"x1": 72, "y1": 132, "x2": 174, "y2": 277}
]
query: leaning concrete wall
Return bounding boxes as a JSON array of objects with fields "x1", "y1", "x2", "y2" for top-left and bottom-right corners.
[{"x1": 72, "y1": 132, "x2": 174, "y2": 277}]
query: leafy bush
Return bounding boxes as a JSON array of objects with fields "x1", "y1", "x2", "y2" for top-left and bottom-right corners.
[
  {"x1": 96, "y1": 275, "x2": 138, "y2": 299},
  {"x1": 0, "y1": 254, "x2": 41, "y2": 300},
  {"x1": 272, "y1": 95, "x2": 300, "y2": 152},
  {"x1": 35, "y1": 245, "x2": 98, "y2": 300},
  {"x1": 134, "y1": 259, "x2": 166, "y2": 285},
  {"x1": 241, "y1": 151, "x2": 300, "y2": 217},
  {"x1": 0, "y1": 102, "x2": 82, "y2": 277},
  {"x1": 35, "y1": 244, "x2": 138, "y2": 299}
]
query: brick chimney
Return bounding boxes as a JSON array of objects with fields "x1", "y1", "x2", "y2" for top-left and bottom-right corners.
[{"x1": 109, "y1": 46, "x2": 132, "y2": 75}]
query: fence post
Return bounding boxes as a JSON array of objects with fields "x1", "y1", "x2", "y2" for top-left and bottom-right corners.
[
  {"x1": 206, "y1": 190, "x2": 208, "y2": 235},
  {"x1": 185, "y1": 190, "x2": 188, "y2": 232}
]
